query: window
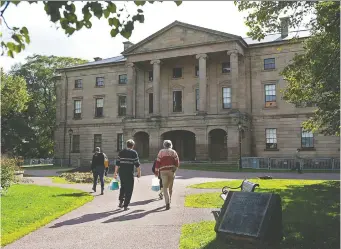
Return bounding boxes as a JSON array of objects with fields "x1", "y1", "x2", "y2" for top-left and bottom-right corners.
[
  {"x1": 96, "y1": 77, "x2": 104, "y2": 87},
  {"x1": 172, "y1": 68, "x2": 182, "y2": 78},
  {"x1": 75, "y1": 79, "x2": 82, "y2": 89},
  {"x1": 265, "y1": 128, "x2": 277, "y2": 149},
  {"x1": 301, "y1": 129, "x2": 314, "y2": 148},
  {"x1": 74, "y1": 100, "x2": 82, "y2": 119},
  {"x1": 264, "y1": 58, "x2": 275, "y2": 70},
  {"x1": 265, "y1": 84, "x2": 276, "y2": 107},
  {"x1": 222, "y1": 87, "x2": 231, "y2": 109},
  {"x1": 195, "y1": 66, "x2": 199, "y2": 77},
  {"x1": 149, "y1": 93, "x2": 153, "y2": 114},
  {"x1": 94, "y1": 134, "x2": 102, "y2": 151},
  {"x1": 72, "y1": 135, "x2": 80, "y2": 153},
  {"x1": 195, "y1": 88, "x2": 199, "y2": 111},
  {"x1": 118, "y1": 96, "x2": 127, "y2": 116},
  {"x1": 95, "y1": 98, "x2": 104, "y2": 117},
  {"x1": 148, "y1": 71, "x2": 153, "y2": 82},
  {"x1": 119, "y1": 74, "x2": 127, "y2": 84},
  {"x1": 117, "y1": 133, "x2": 124, "y2": 151},
  {"x1": 173, "y1": 91, "x2": 182, "y2": 112},
  {"x1": 222, "y1": 62, "x2": 231, "y2": 73}
]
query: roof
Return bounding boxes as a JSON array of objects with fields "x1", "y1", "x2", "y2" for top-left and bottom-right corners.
[
  {"x1": 59, "y1": 55, "x2": 126, "y2": 70},
  {"x1": 244, "y1": 30, "x2": 311, "y2": 45}
]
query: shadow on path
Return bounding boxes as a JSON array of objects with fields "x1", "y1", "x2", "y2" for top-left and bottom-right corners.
[
  {"x1": 102, "y1": 206, "x2": 166, "y2": 223},
  {"x1": 129, "y1": 198, "x2": 159, "y2": 206},
  {"x1": 50, "y1": 209, "x2": 124, "y2": 228}
]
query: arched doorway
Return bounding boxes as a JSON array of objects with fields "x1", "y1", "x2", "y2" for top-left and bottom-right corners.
[
  {"x1": 133, "y1": 132, "x2": 149, "y2": 159},
  {"x1": 209, "y1": 129, "x2": 227, "y2": 161},
  {"x1": 161, "y1": 130, "x2": 196, "y2": 161}
]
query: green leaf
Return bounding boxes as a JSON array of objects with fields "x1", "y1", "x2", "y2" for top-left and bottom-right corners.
[
  {"x1": 174, "y1": 1, "x2": 182, "y2": 6},
  {"x1": 12, "y1": 34, "x2": 22, "y2": 44},
  {"x1": 7, "y1": 50, "x2": 14, "y2": 58},
  {"x1": 84, "y1": 21, "x2": 92, "y2": 28},
  {"x1": 7, "y1": 42, "x2": 15, "y2": 51},
  {"x1": 14, "y1": 45, "x2": 22, "y2": 53},
  {"x1": 90, "y1": 2, "x2": 103, "y2": 19},
  {"x1": 107, "y1": 2, "x2": 116, "y2": 13},
  {"x1": 112, "y1": 18, "x2": 120, "y2": 28},
  {"x1": 120, "y1": 30, "x2": 132, "y2": 39},
  {"x1": 110, "y1": 28, "x2": 119, "y2": 37},
  {"x1": 65, "y1": 27, "x2": 76, "y2": 35},
  {"x1": 134, "y1": 1, "x2": 146, "y2": 6},
  {"x1": 76, "y1": 22, "x2": 84, "y2": 30},
  {"x1": 137, "y1": 9, "x2": 143, "y2": 13},
  {"x1": 12, "y1": 1, "x2": 21, "y2": 5},
  {"x1": 20, "y1": 27, "x2": 29, "y2": 35},
  {"x1": 103, "y1": 9, "x2": 110, "y2": 18}
]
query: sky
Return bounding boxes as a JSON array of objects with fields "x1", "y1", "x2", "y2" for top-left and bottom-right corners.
[{"x1": 1, "y1": 1, "x2": 252, "y2": 71}]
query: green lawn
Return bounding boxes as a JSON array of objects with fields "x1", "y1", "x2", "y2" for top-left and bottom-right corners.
[
  {"x1": 50, "y1": 175, "x2": 112, "y2": 184},
  {"x1": 181, "y1": 180, "x2": 340, "y2": 249},
  {"x1": 180, "y1": 163, "x2": 340, "y2": 173},
  {"x1": 1, "y1": 184, "x2": 93, "y2": 246}
]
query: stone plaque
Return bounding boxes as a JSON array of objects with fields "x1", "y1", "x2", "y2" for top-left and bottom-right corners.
[{"x1": 215, "y1": 191, "x2": 282, "y2": 244}]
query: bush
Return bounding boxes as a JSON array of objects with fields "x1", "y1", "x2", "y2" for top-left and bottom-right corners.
[
  {"x1": 59, "y1": 172, "x2": 111, "y2": 184},
  {"x1": 1, "y1": 158, "x2": 17, "y2": 192}
]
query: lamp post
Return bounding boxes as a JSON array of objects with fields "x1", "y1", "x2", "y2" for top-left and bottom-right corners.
[
  {"x1": 237, "y1": 122, "x2": 243, "y2": 171},
  {"x1": 68, "y1": 128, "x2": 73, "y2": 167}
]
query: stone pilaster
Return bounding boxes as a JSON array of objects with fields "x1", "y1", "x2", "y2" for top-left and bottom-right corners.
[
  {"x1": 126, "y1": 63, "x2": 135, "y2": 117},
  {"x1": 195, "y1": 53, "x2": 208, "y2": 114},
  {"x1": 150, "y1": 60, "x2": 161, "y2": 116},
  {"x1": 227, "y1": 126, "x2": 240, "y2": 162},
  {"x1": 227, "y1": 50, "x2": 239, "y2": 109},
  {"x1": 195, "y1": 128, "x2": 208, "y2": 160}
]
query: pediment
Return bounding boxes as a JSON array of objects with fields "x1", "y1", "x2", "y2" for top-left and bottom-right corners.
[
  {"x1": 123, "y1": 21, "x2": 244, "y2": 55},
  {"x1": 146, "y1": 87, "x2": 153, "y2": 93},
  {"x1": 170, "y1": 83, "x2": 185, "y2": 90}
]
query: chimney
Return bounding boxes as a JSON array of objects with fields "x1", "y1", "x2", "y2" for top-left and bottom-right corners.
[
  {"x1": 123, "y1": 41, "x2": 134, "y2": 51},
  {"x1": 280, "y1": 17, "x2": 289, "y2": 38},
  {"x1": 94, "y1": 57, "x2": 102, "y2": 61}
]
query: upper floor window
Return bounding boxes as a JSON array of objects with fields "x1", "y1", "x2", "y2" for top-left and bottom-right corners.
[
  {"x1": 173, "y1": 68, "x2": 182, "y2": 79},
  {"x1": 119, "y1": 74, "x2": 127, "y2": 84},
  {"x1": 265, "y1": 84, "x2": 276, "y2": 107},
  {"x1": 265, "y1": 128, "x2": 277, "y2": 149},
  {"x1": 264, "y1": 58, "x2": 275, "y2": 70},
  {"x1": 96, "y1": 77, "x2": 104, "y2": 87},
  {"x1": 195, "y1": 66, "x2": 199, "y2": 77},
  {"x1": 94, "y1": 134, "x2": 102, "y2": 151},
  {"x1": 148, "y1": 71, "x2": 153, "y2": 82},
  {"x1": 222, "y1": 62, "x2": 231, "y2": 73},
  {"x1": 75, "y1": 79, "x2": 82, "y2": 89},
  {"x1": 95, "y1": 98, "x2": 104, "y2": 117},
  {"x1": 117, "y1": 133, "x2": 124, "y2": 151},
  {"x1": 74, "y1": 100, "x2": 82, "y2": 119},
  {"x1": 222, "y1": 87, "x2": 231, "y2": 109},
  {"x1": 301, "y1": 129, "x2": 314, "y2": 148},
  {"x1": 118, "y1": 96, "x2": 127, "y2": 116},
  {"x1": 173, "y1": 90, "x2": 182, "y2": 112},
  {"x1": 149, "y1": 93, "x2": 153, "y2": 114},
  {"x1": 72, "y1": 135, "x2": 80, "y2": 153},
  {"x1": 195, "y1": 88, "x2": 199, "y2": 111}
]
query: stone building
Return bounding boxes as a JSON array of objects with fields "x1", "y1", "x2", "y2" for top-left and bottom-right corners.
[{"x1": 54, "y1": 20, "x2": 340, "y2": 165}]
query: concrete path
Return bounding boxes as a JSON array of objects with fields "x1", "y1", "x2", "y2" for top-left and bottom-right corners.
[{"x1": 5, "y1": 164, "x2": 339, "y2": 249}]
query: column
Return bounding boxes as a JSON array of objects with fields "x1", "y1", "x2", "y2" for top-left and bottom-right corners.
[
  {"x1": 227, "y1": 50, "x2": 239, "y2": 109},
  {"x1": 195, "y1": 53, "x2": 207, "y2": 114},
  {"x1": 126, "y1": 63, "x2": 135, "y2": 117},
  {"x1": 150, "y1": 60, "x2": 161, "y2": 116},
  {"x1": 227, "y1": 126, "x2": 239, "y2": 163}
]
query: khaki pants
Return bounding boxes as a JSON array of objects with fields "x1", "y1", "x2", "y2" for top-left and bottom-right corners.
[{"x1": 160, "y1": 170, "x2": 176, "y2": 205}]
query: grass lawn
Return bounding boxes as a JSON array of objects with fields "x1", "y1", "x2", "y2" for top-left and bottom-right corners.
[
  {"x1": 181, "y1": 180, "x2": 340, "y2": 249},
  {"x1": 1, "y1": 184, "x2": 93, "y2": 246},
  {"x1": 50, "y1": 175, "x2": 112, "y2": 184},
  {"x1": 180, "y1": 163, "x2": 340, "y2": 173}
]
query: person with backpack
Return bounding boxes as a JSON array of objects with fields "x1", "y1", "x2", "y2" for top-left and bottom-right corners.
[
  {"x1": 91, "y1": 147, "x2": 109, "y2": 195},
  {"x1": 152, "y1": 159, "x2": 163, "y2": 200}
]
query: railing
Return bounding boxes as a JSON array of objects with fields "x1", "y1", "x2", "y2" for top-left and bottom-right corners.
[
  {"x1": 21, "y1": 158, "x2": 80, "y2": 168},
  {"x1": 241, "y1": 157, "x2": 340, "y2": 170}
]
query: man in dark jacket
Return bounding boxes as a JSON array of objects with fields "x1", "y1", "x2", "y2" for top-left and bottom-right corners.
[
  {"x1": 152, "y1": 160, "x2": 163, "y2": 200},
  {"x1": 114, "y1": 139, "x2": 141, "y2": 211},
  {"x1": 91, "y1": 147, "x2": 108, "y2": 195}
]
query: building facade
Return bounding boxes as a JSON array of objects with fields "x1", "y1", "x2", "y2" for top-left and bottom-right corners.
[{"x1": 55, "y1": 21, "x2": 340, "y2": 165}]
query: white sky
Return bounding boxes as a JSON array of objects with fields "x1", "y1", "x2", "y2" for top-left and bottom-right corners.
[{"x1": 1, "y1": 1, "x2": 252, "y2": 71}]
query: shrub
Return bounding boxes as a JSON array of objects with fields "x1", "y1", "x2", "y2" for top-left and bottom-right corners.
[
  {"x1": 59, "y1": 172, "x2": 111, "y2": 184},
  {"x1": 1, "y1": 158, "x2": 17, "y2": 192}
]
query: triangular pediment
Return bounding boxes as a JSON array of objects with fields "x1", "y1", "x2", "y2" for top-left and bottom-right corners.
[{"x1": 123, "y1": 21, "x2": 245, "y2": 55}]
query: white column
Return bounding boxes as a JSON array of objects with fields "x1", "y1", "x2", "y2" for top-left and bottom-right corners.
[
  {"x1": 195, "y1": 53, "x2": 207, "y2": 114},
  {"x1": 227, "y1": 50, "x2": 239, "y2": 109},
  {"x1": 150, "y1": 60, "x2": 161, "y2": 116},
  {"x1": 126, "y1": 63, "x2": 135, "y2": 117}
]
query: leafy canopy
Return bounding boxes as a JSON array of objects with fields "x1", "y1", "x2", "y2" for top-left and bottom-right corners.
[{"x1": 0, "y1": 1, "x2": 182, "y2": 58}]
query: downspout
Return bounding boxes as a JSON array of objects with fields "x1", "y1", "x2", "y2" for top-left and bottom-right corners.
[{"x1": 63, "y1": 71, "x2": 69, "y2": 162}]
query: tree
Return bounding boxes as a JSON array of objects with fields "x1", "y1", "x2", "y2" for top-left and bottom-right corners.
[
  {"x1": 1, "y1": 71, "x2": 30, "y2": 155},
  {"x1": 9, "y1": 55, "x2": 88, "y2": 157},
  {"x1": 236, "y1": 1, "x2": 340, "y2": 136},
  {"x1": 0, "y1": 1, "x2": 182, "y2": 58}
]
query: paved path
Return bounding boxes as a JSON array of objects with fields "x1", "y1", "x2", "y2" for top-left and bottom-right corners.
[{"x1": 5, "y1": 164, "x2": 339, "y2": 249}]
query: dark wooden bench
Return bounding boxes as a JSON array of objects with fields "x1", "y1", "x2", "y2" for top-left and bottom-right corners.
[{"x1": 220, "y1": 179, "x2": 259, "y2": 200}]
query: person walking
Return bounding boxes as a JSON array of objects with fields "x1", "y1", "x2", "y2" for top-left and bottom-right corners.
[
  {"x1": 152, "y1": 159, "x2": 163, "y2": 200},
  {"x1": 114, "y1": 139, "x2": 141, "y2": 211},
  {"x1": 91, "y1": 147, "x2": 108, "y2": 195},
  {"x1": 154, "y1": 140, "x2": 180, "y2": 210},
  {"x1": 294, "y1": 149, "x2": 303, "y2": 174}
]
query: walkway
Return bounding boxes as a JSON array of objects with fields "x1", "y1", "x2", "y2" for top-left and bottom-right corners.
[{"x1": 5, "y1": 164, "x2": 339, "y2": 249}]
